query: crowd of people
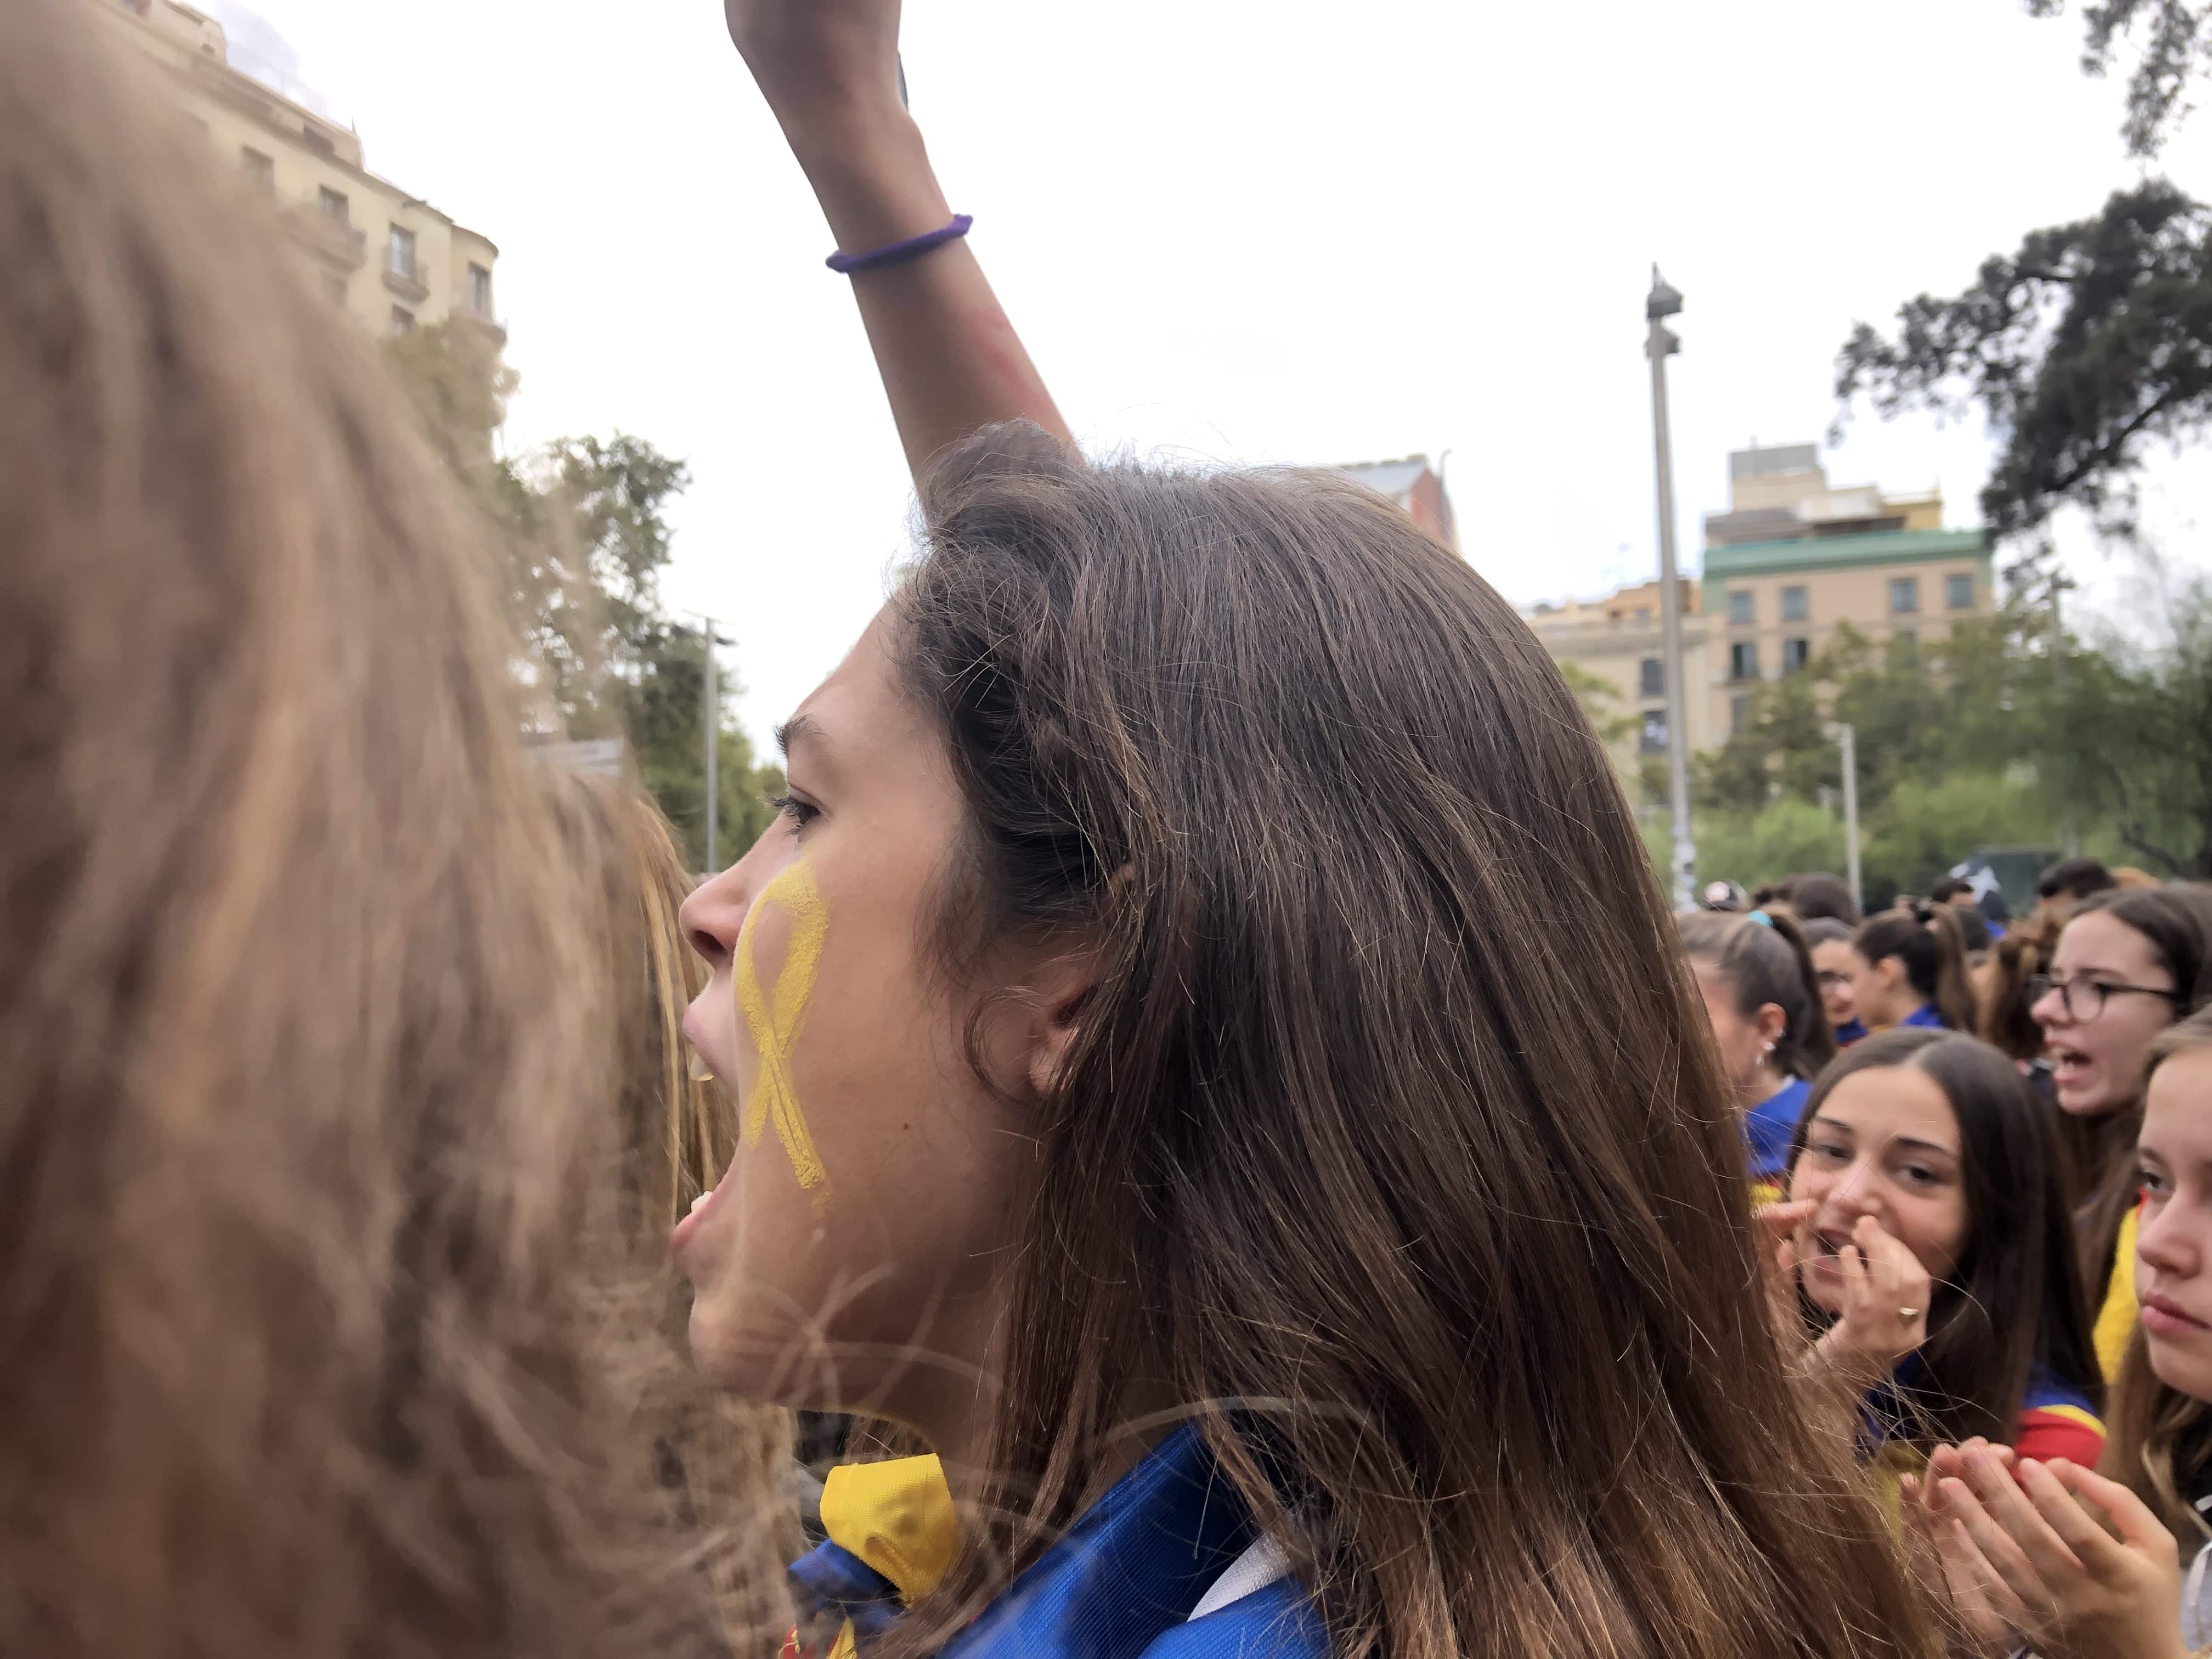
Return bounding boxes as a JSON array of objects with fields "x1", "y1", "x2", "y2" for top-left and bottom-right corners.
[{"x1": 9, "y1": 0, "x2": 2212, "y2": 1655}]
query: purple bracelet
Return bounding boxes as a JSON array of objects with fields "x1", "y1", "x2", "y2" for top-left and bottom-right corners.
[{"x1": 825, "y1": 213, "x2": 973, "y2": 274}]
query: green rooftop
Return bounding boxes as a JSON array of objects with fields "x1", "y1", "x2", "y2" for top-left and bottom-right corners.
[{"x1": 1703, "y1": 526, "x2": 1989, "y2": 578}]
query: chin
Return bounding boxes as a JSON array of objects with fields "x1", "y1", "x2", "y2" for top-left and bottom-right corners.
[{"x1": 2147, "y1": 1333, "x2": 2212, "y2": 1401}]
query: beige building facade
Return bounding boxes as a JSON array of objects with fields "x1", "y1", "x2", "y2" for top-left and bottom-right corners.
[
  {"x1": 1526, "y1": 442, "x2": 1993, "y2": 766},
  {"x1": 101, "y1": 0, "x2": 502, "y2": 343}
]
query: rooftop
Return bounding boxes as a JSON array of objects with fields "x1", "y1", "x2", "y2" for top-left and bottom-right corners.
[{"x1": 1702, "y1": 526, "x2": 1990, "y2": 579}]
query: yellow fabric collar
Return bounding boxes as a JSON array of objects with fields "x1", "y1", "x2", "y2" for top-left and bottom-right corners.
[{"x1": 820, "y1": 1454, "x2": 959, "y2": 1605}]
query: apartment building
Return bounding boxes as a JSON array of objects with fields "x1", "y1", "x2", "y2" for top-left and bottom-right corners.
[
  {"x1": 1525, "y1": 442, "x2": 1991, "y2": 765},
  {"x1": 101, "y1": 0, "x2": 502, "y2": 343}
]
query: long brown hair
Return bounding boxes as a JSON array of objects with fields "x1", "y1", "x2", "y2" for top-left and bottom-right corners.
[
  {"x1": 1784, "y1": 1030, "x2": 2101, "y2": 1451},
  {"x1": 1855, "y1": 900, "x2": 1978, "y2": 1033},
  {"x1": 884, "y1": 426, "x2": 1932, "y2": 1658},
  {"x1": 541, "y1": 772, "x2": 797, "y2": 1639},
  {"x1": 0, "y1": 5, "x2": 744, "y2": 1651},
  {"x1": 2102, "y1": 1008, "x2": 2212, "y2": 1544},
  {"x1": 1677, "y1": 907, "x2": 1837, "y2": 1083}
]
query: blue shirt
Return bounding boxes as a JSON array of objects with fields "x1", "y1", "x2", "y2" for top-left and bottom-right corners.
[
  {"x1": 790, "y1": 1426, "x2": 1326, "y2": 1659},
  {"x1": 1834, "y1": 1018, "x2": 1869, "y2": 1047},
  {"x1": 1745, "y1": 1076, "x2": 1810, "y2": 1184},
  {"x1": 1901, "y1": 1003, "x2": 1946, "y2": 1030}
]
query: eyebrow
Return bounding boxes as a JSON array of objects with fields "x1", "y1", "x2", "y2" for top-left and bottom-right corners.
[
  {"x1": 774, "y1": 713, "x2": 828, "y2": 768},
  {"x1": 1808, "y1": 1118, "x2": 1959, "y2": 1159}
]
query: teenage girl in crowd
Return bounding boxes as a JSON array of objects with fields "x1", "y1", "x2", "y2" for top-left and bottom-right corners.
[
  {"x1": 1765, "y1": 1031, "x2": 2104, "y2": 1474},
  {"x1": 1846, "y1": 900, "x2": 1979, "y2": 1034},
  {"x1": 2032, "y1": 887, "x2": 2212, "y2": 1378},
  {"x1": 686, "y1": 4, "x2": 1936, "y2": 1656},
  {"x1": 0, "y1": 4, "x2": 763, "y2": 1650},
  {"x1": 1677, "y1": 910, "x2": 1835, "y2": 1197},
  {"x1": 1807, "y1": 918, "x2": 1871, "y2": 1046},
  {"x1": 1760, "y1": 871, "x2": 1864, "y2": 928},
  {"x1": 1906, "y1": 1008, "x2": 2212, "y2": 1659}
]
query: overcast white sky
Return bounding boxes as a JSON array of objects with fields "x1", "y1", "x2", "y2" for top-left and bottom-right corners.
[{"x1": 207, "y1": 0, "x2": 2212, "y2": 756}]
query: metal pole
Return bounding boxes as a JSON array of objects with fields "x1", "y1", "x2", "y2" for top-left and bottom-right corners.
[
  {"x1": 1838, "y1": 722, "x2": 1861, "y2": 912},
  {"x1": 703, "y1": 623, "x2": 718, "y2": 873},
  {"x1": 1646, "y1": 267, "x2": 1695, "y2": 910},
  {"x1": 2050, "y1": 570, "x2": 2079, "y2": 856}
]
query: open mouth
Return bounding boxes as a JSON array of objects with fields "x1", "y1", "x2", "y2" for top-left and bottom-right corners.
[{"x1": 2050, "y1": 1047, "x2": 2094, "y2": 1087}]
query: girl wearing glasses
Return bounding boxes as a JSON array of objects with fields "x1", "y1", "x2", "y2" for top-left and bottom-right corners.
[{"x1": 2033, "y1": 887, "x2": 2212, "y2": 1377}]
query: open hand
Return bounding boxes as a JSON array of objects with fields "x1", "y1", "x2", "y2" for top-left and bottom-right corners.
[{"x1": 1915, "y1": 1444, "x2": 2189, "y2": 1659}]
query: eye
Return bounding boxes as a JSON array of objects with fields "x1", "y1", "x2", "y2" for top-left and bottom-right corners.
[
  {"x1": 1808, "y1": 1140, "x2": 1849, "y2": 1164},
  {"x1": 2138, "y1": 1167, "x2": 2172, "y2": 1203},
  {"x1": 769, "y1": 793, "x2": 820, "y2": 831},
  {"x1": 1899, "y1": 1164, "x2": 1943, "y2": 1188}
]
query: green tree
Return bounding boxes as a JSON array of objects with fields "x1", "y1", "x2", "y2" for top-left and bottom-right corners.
[
  {"x1": 2028, "y1": 0, "x2": 2212, "y2": 157},
  {"x1": 379, "y1": 323, "x2": 778, "y2": 869},
  {"x1": 1836, "y1": 182, "x2": 2212, "y2": 547}
]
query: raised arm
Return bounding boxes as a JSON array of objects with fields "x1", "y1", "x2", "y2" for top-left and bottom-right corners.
[{"x1": 724, "y1": 0, "x2": 1074, "y2": 477}]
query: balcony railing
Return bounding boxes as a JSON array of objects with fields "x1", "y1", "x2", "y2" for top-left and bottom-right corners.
[
  {"x1": 381, "y1": 261, "x2": 430, "y2": 304},
  {"x1": 283, "y1": 204, "x2": 365, "y2": 270}
]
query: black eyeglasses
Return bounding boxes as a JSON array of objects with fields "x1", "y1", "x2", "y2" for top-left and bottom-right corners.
[
  {"x1": 2027, "y1": 973, "x2": 2183, "y2": 1022},
  {"x1": 1815, "y1": 970, "x2": 1850, "y2": 990}
]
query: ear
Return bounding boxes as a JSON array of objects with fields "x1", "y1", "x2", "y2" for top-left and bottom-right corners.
[
  {"x1": 1021, "y1": 938, "x2": 1107, "y2": 1099},
  {"x1": 1876, "y1": 956, "x2": 1907, "y2": 995},
  {"x1": 1754, "y1": 1001, "x2": 1788, "y2": 1050}
]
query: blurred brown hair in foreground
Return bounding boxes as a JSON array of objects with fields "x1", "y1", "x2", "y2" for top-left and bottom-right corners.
[{"x1": 0, "y1": 1, "x2": 779, "y2": 1652}]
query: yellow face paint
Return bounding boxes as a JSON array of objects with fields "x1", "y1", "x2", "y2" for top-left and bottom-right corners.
[{"x1": 734, "y1": 859, "x2": 831, "y2": 1198}]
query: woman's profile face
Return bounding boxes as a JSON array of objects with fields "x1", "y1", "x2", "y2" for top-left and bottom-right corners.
[
  {"x1": 1812, "y1": 939, "x2": 1859, "y2": 1029},
  {"x1": 1690, "y1": 960, "x2": 1771, "y2": 1099},
  {"x1": 673, "y1": 612, "x2": 1034, "y2": 1421},
  {"x1": 1787, "y1": 1064, "x2": 1970, "y2": 1316},
  {"x1": 1846, "y1": 946, "x2": 1907, "y2": 1030},
  {"x1": 2136, "y1": 1047, "x2": 2212, "y2": 1400}
]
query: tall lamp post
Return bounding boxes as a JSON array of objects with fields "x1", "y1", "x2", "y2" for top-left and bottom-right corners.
[
  {"x1": 689, "y1": 611, "x2": 735, "y2": 873},
  {"x1": 1645, "y1": 266, "x2": 1696, "y2": 911}
]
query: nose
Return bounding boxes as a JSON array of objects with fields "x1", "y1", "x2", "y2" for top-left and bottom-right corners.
[
  {"x1": 2032, "y1": 984, "x2": 2069, "y2": 1030},
  {"x1": 1825, "y1": 1158, "x2": 1886, "y2": 1224},
  {"x1": 2140, "y1": 1201, "x2": 2202, "y2": 1283},
  {"x1": 678, "y1": 857, "x2": 754, "y2": 972}
]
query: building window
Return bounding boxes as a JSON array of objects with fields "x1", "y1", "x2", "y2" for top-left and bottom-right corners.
[
  {"x1": 1946, "y1": 572, "x2": 1974, "y2": 611},
  {"x1": 1782, "y1": 637, "x2": 1810, "y2": 676},
  {"x1": 1730, "y1": 693, "x2": 1753, "y2": 736},
  {"x1": 1729, "y1": 641, "x2": 1759, "y2": 682},
  {"x1": 389, "y1": 305, "x2": 415, "y2": 335},
  {"x1": 324, "y1": 274, "x2": 347, "y2": 304},
  {"x1": 241, "y1": 146, "x2": 274, "y2": 191},
  {"x1": 1780, "y1": 584, "x2": 1809, "y2": 623},
  {"x1": 1727, "y1": 589, "x2": 1754, "y2": 627},
  {"x1": 1639, "y1": 657, "x2": 1663, "y2": 698},
  {"x1": 1889, "y1": 576, "x2": 1920, "y2": 614},
  {"x1": 387, "y1": 225, "x2": 417, "y2": 281},
  {"x1": 318, "y1": 186, "x2": 348, "y2": 225},
  {"x1": 468, "y1": 262, "x2": 493, "y2": 314},
  {"x1": 1639, "y1": 710, "x2": 1668, "y2": 755},
  {"x1": 1634, "y1": 606, "x2": 1652, "y2": 624}
]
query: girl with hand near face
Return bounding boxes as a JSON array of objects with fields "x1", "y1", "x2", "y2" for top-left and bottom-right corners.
[
  {"x1": 2032, "y1": 887, "x2": 2212, "y2": 1378},
  {"x1": 1905, "y1": 1011, "x2": 2212, "y2": 1659},
  {"x1": 1844, "y1": 901, "x2": 1978, "y2": 1035},
  {"x1": 1677, "y1": 909, "x2": 1835, "y2": 1198},
  {"x1": 691, "y1": 5, "x2": 1939, "y2": 1657},
  {"x1": 1763, "y1": 1030, "x2": 2104, "y2": 1471}
]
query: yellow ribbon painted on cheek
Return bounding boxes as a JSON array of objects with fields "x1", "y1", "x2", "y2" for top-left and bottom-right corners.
[{"x1": 734, "y1": 860, "x2": 832, "y2": 1196}]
